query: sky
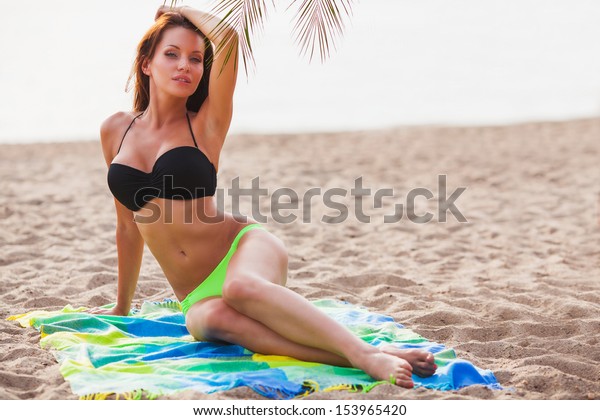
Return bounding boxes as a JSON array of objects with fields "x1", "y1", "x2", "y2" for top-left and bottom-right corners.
[{"x1": 1, "y1": 0, "x2": 600, "y2": 142}]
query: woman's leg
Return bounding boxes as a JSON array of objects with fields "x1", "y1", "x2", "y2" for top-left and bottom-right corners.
[
  {"x1": 186, "y1": 297, "x2": 437, "y2": 378},
  {"x1": 186, "y1": 297, "x2": 351, "y2": 366},
  {"x1": 216, "y1": 229, "x2": 435, "y2": 386}
]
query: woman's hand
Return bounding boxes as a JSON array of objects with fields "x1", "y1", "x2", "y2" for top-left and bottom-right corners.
[
  {"x1": 88, "y1": 305, "x2": 129, "y2": 316},
  {"x1": 155, "y1": 5, "x2": 184, "y2": 21}
]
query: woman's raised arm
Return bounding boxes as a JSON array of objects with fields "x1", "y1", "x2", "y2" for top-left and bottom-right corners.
[{"x1": 159, "y1": 5, "x2": 239, "y2": 136}]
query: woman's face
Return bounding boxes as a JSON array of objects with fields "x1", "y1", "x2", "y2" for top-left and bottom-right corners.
[{"x1": 144, "y1": 26, "x2": 206, "y2": 98}]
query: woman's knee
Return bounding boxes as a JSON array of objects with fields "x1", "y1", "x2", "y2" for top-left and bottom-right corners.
[
  {"x1": 221, "y1": 273, "x2": 269, "y2": 306},
  {"x1": 222, "y1": 232, "x2": 289, "y2": 304},
  {"x1": 185, "y1": 299, "x2": 233, "y2": 341}
]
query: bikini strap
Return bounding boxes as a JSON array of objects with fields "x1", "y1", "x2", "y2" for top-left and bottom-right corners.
[
  {"x1": 186, "y1": 112, "x2": 199, "y2": 149},
  {"x1": 116, "y1": 112, "x2": 144, "y2": 153}
]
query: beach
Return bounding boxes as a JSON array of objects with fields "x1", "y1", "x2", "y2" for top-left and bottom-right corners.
[{"x1": 0, "y1": 118, "x2": 599, "y2": 400}]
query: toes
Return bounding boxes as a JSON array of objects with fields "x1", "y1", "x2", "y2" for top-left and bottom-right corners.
[
  {"x1": 397, "y1": 380, "x2": 414, "y2": 389},
  {"x1": 419, "y1": 351, "x2": 435, "y2": 362},
  {"x1": 411, "y1": 359, "x2": 438, "y2": 378},
  {"x1": 414, "y1": 369, "x2": 435, "y2": 378},
  {"x1": 393, "y1": 374, "x2": 414, "y2": 388},
  {"x1": 384, "y1": 347, "x2": 434, "y2": 363},
  {"x1": 378, "y1": 346, "x2": 438, "y2": 378},
  {"x1": 415, "y1": 352, "x2": 437, "y2": 369},
  {"x1": 417, "y1": 360, "x2": 437, "y2": 370}
]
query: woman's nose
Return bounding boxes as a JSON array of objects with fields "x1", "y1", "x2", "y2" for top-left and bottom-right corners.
[{"x1": 178, "y1": 59, "x2": 190, "y2": 71}]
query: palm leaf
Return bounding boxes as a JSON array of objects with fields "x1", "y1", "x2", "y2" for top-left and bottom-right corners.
[
  {"x1": 164, "y1": 0, "x2": 180, "y2": 9},
  {"x1": 288, "y1": 0, "x2": 354, "y2": 62},
  {"x1": 167, "y1": 0, "x2": 355, "y2": 72},
  {"x1": 209, "y1": 0, "x2": 275, "y2": 75}
]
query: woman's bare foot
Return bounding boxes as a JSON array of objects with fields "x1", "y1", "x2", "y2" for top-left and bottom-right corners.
[
  {"x1": 350, "y1": 349, "x2": 415, "y2": 388},
  {"x1": 380, "y1": 344, "x2": 437, "y2": 377}
]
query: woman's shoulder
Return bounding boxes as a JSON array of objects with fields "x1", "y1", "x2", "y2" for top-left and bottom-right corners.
[
  {"x1": 100, "y1": 111, "x2": 137, "y2": 163},
  {"x1": 101, "y1": 111, "x2": 137, "y2": 138}
]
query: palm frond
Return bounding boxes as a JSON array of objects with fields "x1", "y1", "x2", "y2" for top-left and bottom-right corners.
[
  {"x1": 163, "y1": 0, "x2": 179, "y2": 9},
  {"x1": 209, "y1": 0, "x2": 275, "y2": 75},
  {"x1": 288, "y1": 0, "x2": 354, "y2": 62},
  {"x1": 167, "y1": 0, "x2": 355, "y2": 72}
]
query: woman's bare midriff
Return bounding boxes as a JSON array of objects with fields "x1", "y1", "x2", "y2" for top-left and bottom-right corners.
[{"x1": 133, "y1": 196, "x2": 255, "y2": 301}]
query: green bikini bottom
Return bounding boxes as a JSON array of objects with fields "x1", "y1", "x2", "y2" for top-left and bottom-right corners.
[{"x1": 180, "y1": 224, "x2": 265, "y2": 316}]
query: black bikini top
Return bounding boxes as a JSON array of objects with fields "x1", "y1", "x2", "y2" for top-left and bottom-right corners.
[{"x1": 107, "y1": 113, "x2": 217, "y2": 212}]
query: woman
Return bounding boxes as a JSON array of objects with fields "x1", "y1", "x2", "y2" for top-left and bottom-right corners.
[{"x1": 95, "y1": 4, "x2": 437, "y2": 389}]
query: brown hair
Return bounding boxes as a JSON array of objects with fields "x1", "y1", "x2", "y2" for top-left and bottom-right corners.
[{"x1": 127, "y1": 12, "x2": 213, "y2": 113}]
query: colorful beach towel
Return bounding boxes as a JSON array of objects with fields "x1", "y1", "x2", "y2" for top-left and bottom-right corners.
[{"x1": 8, "y1": 299, "x2": 500, "y2": 399}]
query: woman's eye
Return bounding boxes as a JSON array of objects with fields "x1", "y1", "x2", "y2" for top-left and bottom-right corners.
[
  {"x1": 191, "y1": 57, "x2": 202, "y2": 63},
  {"x1": 166, "y1": 52, "x2": 177, "y2": 58}
]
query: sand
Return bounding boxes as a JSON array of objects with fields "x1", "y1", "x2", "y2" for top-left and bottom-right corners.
[{"x1": 0, "y1": 118, "x2": 599, "y2": 400}]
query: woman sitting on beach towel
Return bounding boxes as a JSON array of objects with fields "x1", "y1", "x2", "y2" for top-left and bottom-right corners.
[{"x1": 93, "y1": 4, "x2": 436, "y2": 388}]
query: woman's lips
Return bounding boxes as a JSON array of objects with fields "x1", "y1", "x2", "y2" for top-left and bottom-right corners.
[{"x1": 172, "y1": 76, "x2": 191, "y2": 83}]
